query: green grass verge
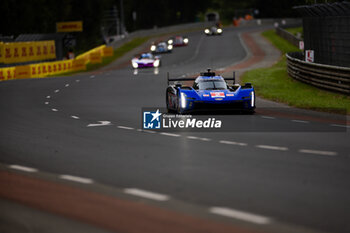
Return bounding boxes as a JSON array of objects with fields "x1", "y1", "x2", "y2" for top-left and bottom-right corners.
[
  {"x1": 285, "y1": 27, "x2": 303, "y2": 38},
  {"x1": 85, "y1": 37, "x2": 150, "y2": 72},
  {"x1": 241, "y1": 30, "x2": 350, "y2": 114},
  {"x1": 54, "y1": 37, "x2": 150, "y2": 77}
]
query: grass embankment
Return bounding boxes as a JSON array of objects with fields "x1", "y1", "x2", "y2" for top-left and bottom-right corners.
[
  {"x1": 285, "y1": 27, "x2": 303, "y2": 38},
  {"x1": 85, "y1": 37, "x2": 150, "y2": 72},
  {"x1": 59, "y1": 37, "x2": 150, "y2": 76},
  {"x1": 241, "y1": 30, "x2": 350, "y2": 113}
]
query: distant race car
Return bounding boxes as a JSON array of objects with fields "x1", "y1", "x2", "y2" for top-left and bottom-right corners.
[
  {"x1": 204, "y1": 26, "x2": 223, "y2": 36},
  {"x1": 166, "y1": 69, "x2": 255, "y2": 113},
  {"x1": 167, "y1": 36, "x2": 189, "y2": 47},
  {"x1": 131, "y1": 53, "x2": 161, "y2": 69},
  {"x1": 150, "y1": 42, "x2": 173, "y2": 54}
]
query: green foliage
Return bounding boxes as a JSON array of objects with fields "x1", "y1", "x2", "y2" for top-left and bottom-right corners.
[{"x1": 241, "y1": 30, "x2": 350, "y2": 113}]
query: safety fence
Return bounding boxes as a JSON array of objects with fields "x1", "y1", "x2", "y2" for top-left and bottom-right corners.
[
  {"x1": 0, "y1": 41, "x2": 56, "y2": 64},
  {"x1": 275, "y1": 27, "x2": 302, "y2": 48},
  {"x1": 0, "y1": 44, "x2": 113, "y2": 81},
  {"x1": 286, "y1": 52, "x2": 350, "y2": 95}
]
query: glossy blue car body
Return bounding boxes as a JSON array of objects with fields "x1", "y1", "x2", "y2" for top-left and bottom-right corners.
[{"x1": 166, "y1": 71, "x2": 255, "y2": 114}]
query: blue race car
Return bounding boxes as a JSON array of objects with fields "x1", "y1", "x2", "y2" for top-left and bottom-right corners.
[
  {"x1": 166, "y1": 69, "x2": 255, "y2": 114},
  {"x1": 150, "y1": 42, "x2": 173, "y2": 54}
]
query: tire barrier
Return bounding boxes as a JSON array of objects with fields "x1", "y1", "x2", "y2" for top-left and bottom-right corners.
[{"x1": 286, "y1": 52, "x2": 350, "y2": 95}]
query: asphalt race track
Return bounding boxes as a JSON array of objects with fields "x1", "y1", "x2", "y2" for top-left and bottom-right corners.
[{"x1": 0, "y1": 26, "x2": 349, "y2": 233}]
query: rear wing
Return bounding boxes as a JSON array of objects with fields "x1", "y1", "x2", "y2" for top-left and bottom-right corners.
[{"x1": 167, "y1": 71, "x2": 236, "y2": 85}]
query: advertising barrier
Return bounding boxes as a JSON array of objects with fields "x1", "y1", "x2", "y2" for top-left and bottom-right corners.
[
  {"x1": 0, "y1": 44, "x2": 113, "y2": 81},
  {"x1": 1, "y1": 41, "x2": 56, "y2": 64}
]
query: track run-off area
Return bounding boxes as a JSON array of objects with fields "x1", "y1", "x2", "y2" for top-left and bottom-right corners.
[{"x1": 0, "y1": 25, "x2": 349, "y2": 233}]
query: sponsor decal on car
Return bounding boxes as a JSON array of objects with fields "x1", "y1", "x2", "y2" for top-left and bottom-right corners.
[{"x1": 210, "y1": 92, "x2": 225, "y2": 98}]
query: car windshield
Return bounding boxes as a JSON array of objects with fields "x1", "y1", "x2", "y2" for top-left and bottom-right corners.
[
  {"x1": 198, "y1": 80, "x2": 227, "y2": 90},
  {"x1": 140, "y1": 54, "x2": 152, "y2": 59},
  {"x1": 175, "y1": 37, "x2": 182, "y2": 43}
]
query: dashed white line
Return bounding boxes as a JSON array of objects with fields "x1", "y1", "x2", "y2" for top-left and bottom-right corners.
[
  {"x1": 51, "y1": 108, "x2": 58, "y2": 112},
  {"x1": 256, "y1": 145, "x2": 288, "y2": 151},
  {"x1": 71, "y1": 115, "x2": 80, "y2": 119},
  {"x1": 199, "y1": 137, "x2": 211, "y2": 141},
  {"x1": 46, "y1": 95, "x2": 51, "y2": 99},
  {"x1": 59, "y1": 175, "x2": 93, "y2": 184},
  {"x1": 117, "y1": 126, "x2": 134, "y2": 130},
  {"x1": 45, "y1": 102, "x2": 49, "y2": 105},
  {"x1": 291, "y1": 119, "x2": 309, "y2": 123},
  {"x1": 9, "y1": 165, "x2": 38, "y2": 173},
  {"x1": 76, "y1": 79, "x2": 80, "y2": 82},
  {"x1": 65, "y1": 84, "x2": 70, "y2": 87},
  {"x1": 299, "y1": 149, "x2": 337, "y2": 156},
  {"x1": 330, "y1": 124, "x2": 350, "y2": 128},
  {"x1": 219, "y1": 140, "x2": 247, "y2": 146},
  {"x1": 54, "y1": 89, "x2": 60, "y2": 93},
  {"x1": 143, "y1": 130, "x2": 156, "y2": 134},
  {"x1": 261, "y1": 116, "x2": 275, "y2": 119},
  {"x1": 124, "y1": 188, "x2": 170, "y2": 201},
  {"x1": 210, "y1": 207, "x2": 271, "y2": 225},
  {"x1": 187, "y1": 136, "x2": 199, "y2": 140},
  {"x1": 160, "y1": 132, "x2": 180, "y2": 137},
  {"x1": 90, "y1": 75, "x2": 95, "y2": 78},
  {"x1": 87, "y1": 121, "x2": 112, "y2": 127}
]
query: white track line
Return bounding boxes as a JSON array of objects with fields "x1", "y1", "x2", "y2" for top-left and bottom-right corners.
[
  {"x1": 330, "y1": 124, "x2": 350, "y2": 128},
  {"x1": 45, "y1": 102, "x2": 49, "y2": 105},
  {"x1": 54, "y1": 89, "x2": 60, "y2": 93},
  {"x1": 51, "y1": 108, "x2": 58, "y2": 112},
  {"x1": 210, "y1": 207, "x2": 271, "y2": 225},
  {"x1": 71, "y1": 115, "x2": 80, "y2": 119},
  {"x1": 117, "y1": 126, "x2": 134, "y2": 130},
  {"x1": 291, "y1": 120, "x2": 309, "y2": 123},
  {"x1": 187, "y1": 136, "x2": 199, "y2": 140},
  {"x1": 219, "y1": 140, "x2": 247, "y2": 146},
  {"x1": 124, "y1": 188, "x2": 170, "y2": 201},
  {"x1": 199, "y1": 137, "x2": 211, "y2": 141},
  {"x1": 160, "y1": 132, "x2": 180, "y2": 137},
  {"x1": 299, "y1": 149, "x2": 337, "y2": 156},
  {"x1": 9, "y1": 165, "x2": 38, "y2": 173},
  {"x1": 256, "y1": 145, "x2": 288, "y2": 151},
  {"x1": 65, "y1": 84, "x2": 70, "y2": 87},
  {"x1": 261, "y1": 116, "x2": 275, "y2": 119},
  {"x1": 143, "y1": 130, "x2": 156, "y2": 134},
  {"x1": 90, "y1": 75, "x2": 95, "y2": 78},
  {"x1": 76, "y1": 79, "x2": 80, "y2": 82},
  {"x1": 59, "y1": 175, "x2": 93, "y2": 184},
  {"x1": 46, "y1": 96, "x2": 51, "y2": 99}
]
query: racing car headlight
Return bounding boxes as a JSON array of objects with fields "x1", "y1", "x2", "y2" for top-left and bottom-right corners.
[
  {"x1": 181, "y1": 92, "x2": 187, "y2": 109},
  {"x1": 205, "y1": 29, "x2": 210, "y2": 34},
  {"x1": 183, "y1": 38, "x2": 189, "y2": 44},
  {"x1": 132, "y1": 61, "x2": 138, "y2": 69},
  {"x1": 168, "y1": 39, "x2": 173, "y2": 45},
  {"x1": 153, "y1": 59, "x2": 160, "y2": 67},
  {"x1": 150, "y1": 45, "x2": 156, "y2": 51},
  {"x1": 217, "y1": 28, "x2": 222, "y2": 33},
  {"x1": 167, "y1": 44, "x2": 173, "y2": 50},
  {"x1": 251, "y1": 91, "x2": 255, "y2": 107}
]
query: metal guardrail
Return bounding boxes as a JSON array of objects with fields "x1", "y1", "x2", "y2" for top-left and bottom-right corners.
[
  {"x1": 286, "y1": 52, "x2": 350, "y2": 95},
  {"x1": 275, "y1": 27, "x2": 302, "y2": 47}
]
